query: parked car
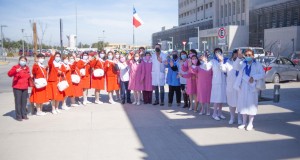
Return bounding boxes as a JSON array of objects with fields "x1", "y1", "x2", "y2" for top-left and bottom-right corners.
[
  {"x1": 19, "y1": 49, "x2": 33, "y2": 56},
  {"x1": 289, "y1": 52, "x2": 300, "y2": 65},
  {"x1": 257, "y1": 56, "x2": 300, "y2": 83}
]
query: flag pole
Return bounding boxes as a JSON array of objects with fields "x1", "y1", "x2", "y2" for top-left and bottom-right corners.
[{"x1": 133, "y1": 5, "x2": 135, "y2": 50}]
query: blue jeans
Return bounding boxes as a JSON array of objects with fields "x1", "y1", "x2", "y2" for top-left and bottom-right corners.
[
  {"x1": 153, "y1": 86, "x2": 164, "y2": 104},
  {"x1": 120, "y1": 81, "x2": 131, "y2": 102}
]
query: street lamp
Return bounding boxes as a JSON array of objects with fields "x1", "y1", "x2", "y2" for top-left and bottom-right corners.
[
  {"x1": 21, "y1": 29, "x2": 25, "y2": 56},
  {"x1": 1, "y1": 25, "x2": 7, "y2": 56},
  {"x1": 169, "y1": 37, "x2": 174, "y2": 50},
  {"x1": 292, "y1": 38, "x2": 295, "y2": 54},
  {"x1": 195, "y1": 27, "x2": 200, "y2": 51},
  {"x1": 188, "y1": 42, "x2": 193, "y2": 50}
]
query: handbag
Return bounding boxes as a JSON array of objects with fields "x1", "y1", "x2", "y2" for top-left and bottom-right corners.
[
  {"x1": 93, "y1": 69, "x2": 104, "y2": 77},
  {"x1": 71, "y1": 70, "x2": 81, "y2": 84},
  {"x1": 80, "y1": 68, "x2": 86, "y2": 76},
  {"x1": 256, "y1": 79, "x2": 266, "y2": 90},
  {"x1": 57, "y1": 75, "x2": 69, "y2": 92},
  {"x1": 34, "y1": 65, "x2": 47, "y2": 89}
]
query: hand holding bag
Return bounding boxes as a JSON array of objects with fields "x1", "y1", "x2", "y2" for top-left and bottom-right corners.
[
  {"x1": 57, "y1": 74, "x2": 69, "y2": 92},
  {"x1": 71, "y1": 70, "x2": 81, "y2": 84}
]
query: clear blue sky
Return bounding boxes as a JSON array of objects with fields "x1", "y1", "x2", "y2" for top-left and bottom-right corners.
[{"x1": 0, "y1": 0, "x2": 178, "y2": 46}]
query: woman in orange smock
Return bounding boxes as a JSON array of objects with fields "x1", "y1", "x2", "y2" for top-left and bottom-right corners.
[
  {"x1": 90, "y1": 52, "x2": 105, "y2": 104},
  {"x1": 61, "y1": 54, "x2": 74, "y2": 110},
  {"x1": 77, "y1": 52, "x2": 91, "y2": 105}
]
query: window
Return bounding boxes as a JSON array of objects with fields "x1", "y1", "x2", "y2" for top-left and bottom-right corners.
[
  {"x1": 210, "y1": 2, "x2": 213, "y2": 7},
  {"x1": 221, "y1": 5, "x2": 223, "y2": 18},
  {"x1": 237, "y1": 0, "x2": 240, "y2": 14},
  {"x1": 232, "y1": 2, "x2": 236, "y2": 15},
  {"x1": 282, "y1": 58, "x2": 293, "y2": 65},
  {"x1": 201, "y1": 6, "x2": 203, "y2": 10},
  {"x1": 237, "y1": 21, "x2": 240, "y2": 25},
  {"x1": 228, "y1": 3, "x2": 231, "y2": 16},
  {"x1": 241, "y1": 0, "x2": 245, "y2": 13},
  {"x1": 225, "y1": 4, "x2": 227, "y2": 17},
  {"x1": 241, "y1": 20, "x2": 245, "y2": 25},
  {"x1": 206, "y1": 4, "x2": 208, "y2": 9}
]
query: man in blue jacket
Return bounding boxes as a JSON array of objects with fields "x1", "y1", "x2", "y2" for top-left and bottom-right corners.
[{"x1": 164, "y1": 50, "x2": 181, "y2": 107}]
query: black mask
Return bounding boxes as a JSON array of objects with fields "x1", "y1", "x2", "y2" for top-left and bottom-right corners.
[
  {"x1": 173, "y1": 54, "x2": 178, "y2": 60},
  {"x1": 155, "y1": 48, "x2": 161, "y2": 52}
]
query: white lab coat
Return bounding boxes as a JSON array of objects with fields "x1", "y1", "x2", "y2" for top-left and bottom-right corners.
[
  {"x1": 233, "y1": 58, "x2": 265, "y2": 115},
  {"x1": 151, "y1": 52, "x2": 167, "y2": 86},
  {"x1": 202, "y1": 59, "x2": 227, "y2": 103},
  {"x1": 220, "y1": 59, "x2": 238, "y2": 107}
]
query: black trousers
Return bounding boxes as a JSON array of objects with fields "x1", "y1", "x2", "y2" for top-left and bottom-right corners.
[
  {"x1": 168, "y1": 85, "x2": 181, "y2": 104},
  {"x1": 143, "y1": 91, "x2": 152, "y2": 103},
  {"x1": 13, "y1": 88, "x2": 28, "y2": 119},
  {"x1": 153, "y1": 86, "x2": 165, "y2": 104}
]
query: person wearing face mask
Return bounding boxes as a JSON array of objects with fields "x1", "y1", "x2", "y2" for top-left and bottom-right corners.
[
  {"x1": 77, "y1": 52, "x2": 92, "y2": 105},
  {"x1": 127, "y1": 52, "x2": 144, "y2": 105},
  {"x1": 189, "y1": 54, "x2": 213, "y2": 116},
  {"x1": 219, "y1": 49, "x2": 242, "y2": 125},
  {"x1": 8, "y1": 56, "x2": 31, "y2": 121},
  {"x1": 90, "y1": 51, "x2": 105, "y2": 104},
  {"x1": 60, "y1": 55, "x2": 74, "y2": 110},
  {"x1": 139, "y1": 47, "x2": 146, "y2": 58},
  {"x1": 47, "y1": 51, "x2": 67, "y2": 114},
  {"x1": 200, "y1": 48, "x2": 228, "y2": 121},
  {"x1": 113, "y1": 51, "x2": 121, "y2": 101},
  {"x1": 141, "y1": 52, "x2": 153, "y2": 104},
  {"x1": 233, "y1": 49, "x2": 265, "y2": 131},
  {"x1": 117, "y1": 54, "x2": 132, "y2": 104},
  {"x1": 69, "y1": 54, "x2": 83, "y2": 107},
  {"x1": 177, "y1": 51, "x2": 190, "y2": 108},
  {"x1": 181, "y1": 54, "x2": 198, "y2": 111},
  {"x1": 151, "y1": 44, "x2": 167, "y2": 106},
  {"x1": 29, "y1": 54, "x2": 48, "y2": 116},
  {"x1": 104, "y1": 51, "x2": 120, "y2": 104},
  {"x1": 164, "y1": 50, "x2": 181, "y2": 107}
]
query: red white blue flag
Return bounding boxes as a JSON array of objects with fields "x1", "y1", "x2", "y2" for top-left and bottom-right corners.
[{"x1": 133, "y1": 7, "x2": 143, "y2": 28}]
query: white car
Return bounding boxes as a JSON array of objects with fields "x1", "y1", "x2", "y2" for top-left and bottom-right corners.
[{"x1": 235, "y1": 47, "x2": 265, "y2": 58}]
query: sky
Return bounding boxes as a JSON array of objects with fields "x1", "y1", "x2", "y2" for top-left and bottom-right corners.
[{"x1": 0, "y1": 0, "x2": 178, "y2": 46}]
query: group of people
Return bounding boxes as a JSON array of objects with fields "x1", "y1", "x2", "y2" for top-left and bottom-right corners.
[{"x1": 8, "y1": 44, "x2": 265, "y2": 131}]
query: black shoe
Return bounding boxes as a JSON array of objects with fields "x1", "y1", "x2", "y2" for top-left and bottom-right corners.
[
  {"x1": 16, "y1": 118, "x2": 22, "y2": 121},
  {"x1": 22, "y1": 116, "x2": 29, "y2": 120},
  {"x1": 153, "y1": 102, "x2": 159, "y2": 105},
  {"x1": 127, "y1": 101, "x2": 132, "y2": 104},
  {"x1": 160, "y1": 103, "x2": 164, "y2": 106},
  {"x1": 182, "y1": 104, "x2": 188, "y2": 108},
  {"x1": 168, "y1": 103, "x2": 172, "y2": 107},
  {"x1": 121, "y1": 100, "x2": 125, "y2": 104}
]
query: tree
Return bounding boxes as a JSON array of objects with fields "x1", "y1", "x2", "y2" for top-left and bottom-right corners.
[{"x1": 91, "y1": 41, "x2": 109, "y2": 50}]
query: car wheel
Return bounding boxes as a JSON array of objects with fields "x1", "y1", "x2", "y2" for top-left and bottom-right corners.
[{"x1": 273, "y1": 74, "x2": 280, "y2": 83}]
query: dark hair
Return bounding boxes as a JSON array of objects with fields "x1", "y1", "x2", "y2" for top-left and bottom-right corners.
[
  {"x1": 145, "y1": 52, "x2": 151, "y2": 56},
  {"x1": 80, "y1": 52, "x2": 88, "y2": 59},
  {"x1": 191, "y1": 55, "x2": 200, "y2": 66},
  {"x1": 139, "y1": 47, "x2": 145, "y2": 50},
  {"x1": 19, "y1": 56, "x2": 27, "y2": 61},
  {"x1": 36, "y1": 53, "x2": 45, "y2": 58},
  {"x1": 54, "y1": 52, "x2": 61, "y2": 57},
  {"x1": 190, "y1": 49, "x2": 197, "y2": 54},
  {"x1": 245, "y1": 49, "x2": 254, "y2": 56},
  {"x1": 214, "y1": 48, "x2": 223, "y2": 54},
  {"x1": 155, "y1": 43, "x2": 161, "y2": 48}
]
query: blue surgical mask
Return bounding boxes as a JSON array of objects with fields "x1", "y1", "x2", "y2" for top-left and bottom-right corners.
[
  {"x1": 19, "y1": 61, "x2": 26, "y2": 66},
  {"x1": 245, "y1": 57, "x2": 253, "y2": 62},
  {"x1": 181, "y1": 55, "x2": 187, "y2": 60},
  {"x1": 108, "y1": 55, "x2": 113, "y2": 60},
  {"x1": 55, "y1": 57, "x2": 61, "y2": 62}
]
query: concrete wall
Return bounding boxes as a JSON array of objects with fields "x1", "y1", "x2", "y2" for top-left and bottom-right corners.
[{"x1": 264, "y1": 26, "x2": 300, "y2": 57}]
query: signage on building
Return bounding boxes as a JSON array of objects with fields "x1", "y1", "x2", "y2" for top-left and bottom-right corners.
[{"x1": 218, "y1": 27, "x2": 226, "y2": 46}]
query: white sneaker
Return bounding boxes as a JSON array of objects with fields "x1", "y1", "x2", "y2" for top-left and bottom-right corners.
[
  {"x1": 132, "y1": 101, "x2": 137, "y2": 105},
  {"x1": 238, "y1": 124, "x2": 246, "y2": 129},
  {"x1": 189, "y1": 107, "x2": 193, "y2": 111},
  {"x1": 61, "y1": 106, "x2": 70, "y2": 110},
  {"x1": 228, "y1": 119, "x2": 235, "y2": 125},
  {"x1": 206, "y1": 111, "x2": 211, "y2": 116},
  {"x1": 36, "y1": 112, "x2": 47, "y2": 116},
  {"x1": 83, "y1": 101, "x2": 87, "y2": 106},
  {"x1": 71, "y1": 103, "x2": 80, "y2": 107},
  {"x1": 212, "y1": 115, "x2": 220, "y2": 121},
  {"x1": 136, "y1": 102, "x2": 140, "y2": 106},
  {"x1": 52, "y1": 110, "x2": 58, "y2": 115},
  {"x1": 95, "y1": 101, "x2": 104, "y2": 104},
  {"x1": 109, "y1": 100, "x2": 116, "y2": 104},
  {"x1": 219, "y1": 115, "x2": 226, "y2": 119},
  {"x1": 199, "y1": 111, "x2": 205, "y2": 115},
  {"x1": 56, "y1": 109, "x2": 61, "y2": 113},
  {"x1": 246, "y1": 124, "x2": 254, "y2": 131},
  {"x1": 86, "y1": 101, "x2": 92, "y2": 104}
]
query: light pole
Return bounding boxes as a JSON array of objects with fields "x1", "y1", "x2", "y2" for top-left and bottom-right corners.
[
  {"x1": 1, "y1": 25, "x2": 7, "y2": 56},
  {"x1": 195, "y1": 27, "x2": 200, "y2": 51},
  {"x1": 188, "y1": 42, "x2": 193, "y2": 50},
  {"x1": 292, "y1": 38, "x2": 295, "y2": 54},
  {"x1": 169, "y1": 37, "x2": 174, "y2": 50},
  {"x1": 167, "y1": 41, "x2": 172, "y2": 50},
  {"x1": 202, "y1": 41, "x2": 207, "y2": 51},
  {"x1": 21, "y1": 29, "x2": 25, "y2": 56}
]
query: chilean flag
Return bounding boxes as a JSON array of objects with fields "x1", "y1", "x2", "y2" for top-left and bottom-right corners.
[{"x1": 133, "y1": 7, "x2": 143, "y2": 28}]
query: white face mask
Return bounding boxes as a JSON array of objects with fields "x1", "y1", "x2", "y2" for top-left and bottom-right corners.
[
  {"x1": 83, "y1": 55, "x2": 88, "y2": 60},
  {"x1": 69, "y1": 58, "x2": 75, "y2": 63},
  {"x1": 100, "y1": 54, "x2": 105, "y2": 58},
  {"x1": 38, "y1": 58, "x2": 45, "y2": 64},
  {"x1": 63, "y1": 59, "x2": 69, "y2": 64},
  {"x1": 134, "y1": 57, "x2": 139, "y2": 61},
  {"x1": 115, "y1": 55, "x2": 120, "y2": 59}
]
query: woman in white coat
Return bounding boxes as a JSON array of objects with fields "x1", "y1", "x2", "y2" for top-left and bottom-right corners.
[
  {"x1": 200, "y1": 48, "x2": 227, "y2": 121},
  {"x1": 152, "y1": 44, "x2": 167, "y2": 106},
  {"x1": 219, "y1": 49, "x2": 242, "y2": 125},
  {"x1": 233, "y1": 49, "x2": 265, "y2": 131}
]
